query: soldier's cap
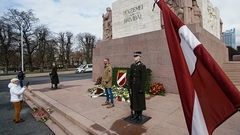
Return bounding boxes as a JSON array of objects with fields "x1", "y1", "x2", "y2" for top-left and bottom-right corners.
[{"x1": 133, "y1": 51, "x2": 142, "y2": 57}]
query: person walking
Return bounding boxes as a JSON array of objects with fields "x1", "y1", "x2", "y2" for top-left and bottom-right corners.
[
  {"x1": 101, "y1": 58, "x2": 114, "y2": 108},
  {"x1": 17, "y1": 68, "x2": 25, "y2": 87},
  {"x1": 128, "y1": 51, "x2": 147, "y2": 123},
  {"x1": 50, "y1": 62, "x2": 59, "y2": 89},
  {"x1": 8, "y1": 78, "x2": 28, "y2": 123}
]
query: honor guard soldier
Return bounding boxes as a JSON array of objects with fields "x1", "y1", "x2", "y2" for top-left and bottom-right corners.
[{"x1": 128, "y1": 51, "x2": 147, "y2": 123}]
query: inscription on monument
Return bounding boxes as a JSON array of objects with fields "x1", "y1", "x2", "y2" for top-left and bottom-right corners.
[
  {"x1": 112, "y1": 0, "x2": 221, "y2": 39},
  {"x1": 123, "y1": 5, "x2": 143, "y2": 23},
  {"x1": 112, "y1": 0, "x2": 161, "y2": 39}
]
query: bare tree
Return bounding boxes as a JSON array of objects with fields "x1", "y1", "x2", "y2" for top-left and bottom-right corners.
[
  {"x1": 0, "y1": 19, "x2": 14, "y2": 74},
  {"x1": 57, "y1": 32, "x2": 65, "y2": 68},
  {"x1": 76, "y1": 33, "x2": 96, "y2": 64},
  {"x1": 3, "y1": 9, "x2": 39, "y2": 71},
  {"x1": 34, "y1": 25, "x2": 50, "y2": 72},
  {"x1": 72, "y1": 51, "x2": 84, "y2": 65},
  {"x1": 46, "y1": 39, "x2": 58, "y2": 69},
  {"x1": 65, "y1": 31, "x2": 73, "y2": 69},
  {"x1": 57, "y1": 31, "x2": 74, "y2": 70}
]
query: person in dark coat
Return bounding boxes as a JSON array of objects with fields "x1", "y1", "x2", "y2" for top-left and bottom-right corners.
[
  {"x1": 17, "y1": 68, "x2": 25, "y2": 87},
  {"x1": 50, "y1": 63, "x2": 59, "y2": 89},
  {"x1": 128, "y1": 51, "x2": 147, "y2": 123}
]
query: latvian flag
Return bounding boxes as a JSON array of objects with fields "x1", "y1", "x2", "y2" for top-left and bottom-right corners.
[{"x1": 156, "y1": 0, "x2": 240, "y2": 135}]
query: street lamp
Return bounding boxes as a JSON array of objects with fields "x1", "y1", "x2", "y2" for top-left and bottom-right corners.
[{"x1": 21, "y1": 24, "x2": 24, "y2": 72}]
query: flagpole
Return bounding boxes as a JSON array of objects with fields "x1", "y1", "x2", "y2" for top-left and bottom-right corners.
[{"x1": 21, "y1": 24, "x2": 24, "y2": 72}]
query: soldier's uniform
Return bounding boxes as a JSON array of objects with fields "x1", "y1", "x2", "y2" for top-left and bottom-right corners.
[{"x1": 129, "y1": 52, "x2": 147, "y2": 123}]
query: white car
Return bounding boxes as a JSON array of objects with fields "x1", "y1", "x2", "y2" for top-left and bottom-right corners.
[{"x1": 75, "y1": 64, "x2": 93, "y2": 73}]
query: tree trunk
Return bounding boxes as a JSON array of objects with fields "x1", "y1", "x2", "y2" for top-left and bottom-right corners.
[
  {"x1": 40, "y1": 61, "x2": 44, "y2": 72},
  {"x1": 28, "y1": 55, "x2": 33, "y2": 71},
  {"x1": 4, "y1": 55, "x2": 9, "y2": 75}
]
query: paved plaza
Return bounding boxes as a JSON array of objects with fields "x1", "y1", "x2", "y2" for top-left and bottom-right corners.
[{"x1": 24, "y1": 78, "x2": 240, "y2": 135}]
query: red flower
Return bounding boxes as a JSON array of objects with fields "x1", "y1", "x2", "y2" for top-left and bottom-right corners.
[{"x1": 149, "y1": 82, "x2": 165, "y2": 95}]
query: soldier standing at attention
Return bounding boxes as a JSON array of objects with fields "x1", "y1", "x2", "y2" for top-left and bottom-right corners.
[{"x1": 129, "y1": 51, "x2": 147, "y2": 123}]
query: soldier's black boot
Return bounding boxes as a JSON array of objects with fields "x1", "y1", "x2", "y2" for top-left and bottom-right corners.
[
  {"x1": 130, "y1": 111, "x2": 138, "y2": 121},
  {"x1": 136, "y1": 111, "x2": 142, "y2": 123},
  {"x1": 54, "y1": 84, "x2": 58, "y2": 89}
]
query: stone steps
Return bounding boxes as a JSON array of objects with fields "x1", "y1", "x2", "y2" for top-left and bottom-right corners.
[
  {"x1": 221, "y1": 62, "x2": 240, "y2": 90},
  {"x1": 24, "y1": 90, "x2": 91, "y2": 135},
  {"x1": 24, "y1": 99, "x2": 67, "y2": 135}
]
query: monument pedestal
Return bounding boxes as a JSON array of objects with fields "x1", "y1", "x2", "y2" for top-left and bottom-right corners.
[{"x1": 93, "y1": 24, "x2": 227, "y2": 94}]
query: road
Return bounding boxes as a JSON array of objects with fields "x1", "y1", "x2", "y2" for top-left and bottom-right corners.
[{"x1": 0, "y1": 72, "x2": 92, "y2": 135}]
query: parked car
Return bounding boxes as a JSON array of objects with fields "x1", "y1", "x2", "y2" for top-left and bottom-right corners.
[{"x1": 75, "y1": 64, "x2": 93, "y2": 73}]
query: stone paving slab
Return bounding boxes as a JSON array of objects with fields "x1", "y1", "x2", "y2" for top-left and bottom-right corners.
[{"x1": 29, "y1": 79, "x2": 240, "y2": 135}]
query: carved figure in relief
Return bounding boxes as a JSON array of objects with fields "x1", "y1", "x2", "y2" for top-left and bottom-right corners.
[
  {"x1": 174, "y1": 0, "x2": 184, "y2": 22},
  {"x1": 102, "y1": 7, "x2": 112, "y2": 41},
  {"x1": 161, "y1": 0, "x2": 179, "y2": 28},
  {"x1": 192, "y1": 0, "x2": 202, "y2": 26},
  {"x1": 178, "y1": 0, "x2": 192, "y2": 24},
  {"x1": 176, "y1": 8, "x2": 184, "y2": 22}
]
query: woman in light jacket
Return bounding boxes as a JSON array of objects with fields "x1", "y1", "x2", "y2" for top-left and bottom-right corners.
[{"x1": 8, "y1": 78, "x2": 27, "y2": 123}]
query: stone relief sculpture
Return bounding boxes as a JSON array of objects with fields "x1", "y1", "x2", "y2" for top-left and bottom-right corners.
[
  {"x1": 161, "y1": 0, "x2": 180, "y2": 29},
  {"x1": 176, "y1": 8, "x2": 184, "y2": 21},
  {"x1": 206, "y1": 0, "x2": 218, "y2": 34},
  {"x1": 166, "y1": 0, "x2": 176, "y2": 12},
  {"x1": 102, "y1": 7, "x2": 112, "y2": 41},
  {"x1": 192, "y1": 0, "x2": 202, "y2": 26},
  {"x1": 177, "y1": 0, "x2": 192, "y2": 24},
  {"x1": 161, "y1": 0, "x2": 203, "y2": 29}
]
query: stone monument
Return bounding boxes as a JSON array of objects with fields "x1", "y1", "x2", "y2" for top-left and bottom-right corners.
[
  {"x1": 102, "y1": 7, "x2": 112, "y2": 41},
  {"x1": 95, "y1": 0, "x2": 228, "y2": 94}
]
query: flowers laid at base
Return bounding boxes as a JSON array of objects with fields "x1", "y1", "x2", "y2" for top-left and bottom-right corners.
[
  {"x1": 47, "y1": 107, "x2": 54, "y2": 114},
  {"x1": 88, "y1": 81, "x2": 166, "y2": 101},
  {"x1": 88, "y1": 85, "x2": 105, "y2": 98},
  {"x1": 87, "y1": 85, "x2": 130, "y2": 102},
  {"x1": 30, "y1": 107, "x2": 51, "y2": 122},
  {"x1": 111, "y1": 85, "x2": 130, "y2": 102},
  {"x1": 95, "y1": 76, "x2": 102, "y2": 85},
  {"x1": 149, "y1": 82, "x2": 166, "y2": 96}
]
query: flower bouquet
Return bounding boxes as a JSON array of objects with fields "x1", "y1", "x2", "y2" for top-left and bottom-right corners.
[
  {"x1": 47, "y1": 107, "x2": 54, "y2": 114},
  {"x1": 95, "y1": 76, "x2": 102, "y2": 85},
  {"x1": 149, "y1": 82, "x2": 166, "y2": 96},
  {"x1": 30, "y1": 108, "x2": 49, "y2": 122},
  {"x1": 112, "y1": 85, "x2": 130, "y2": 102},
  {"x1": 88, "y1": 85, "x2": 105, "y2": 98}
]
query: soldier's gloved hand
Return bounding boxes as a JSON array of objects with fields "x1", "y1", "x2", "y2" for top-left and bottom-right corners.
[{"x1": 139, "y1": 90, "x2": 143, "y2": 94}]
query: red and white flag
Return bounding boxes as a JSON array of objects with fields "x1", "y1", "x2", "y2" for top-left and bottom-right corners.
[{"x1": 156, "y1": 0, "x2": 240, "y2": 134}]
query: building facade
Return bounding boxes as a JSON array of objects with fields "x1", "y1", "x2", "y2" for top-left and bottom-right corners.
[{"x1": 222, "y1": 28, "x2": 236, "y2": 49}]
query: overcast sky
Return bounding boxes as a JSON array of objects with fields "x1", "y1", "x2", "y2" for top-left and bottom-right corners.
[{"x1": 0, "y1": 0, "x2": 239, "y2": 45}]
